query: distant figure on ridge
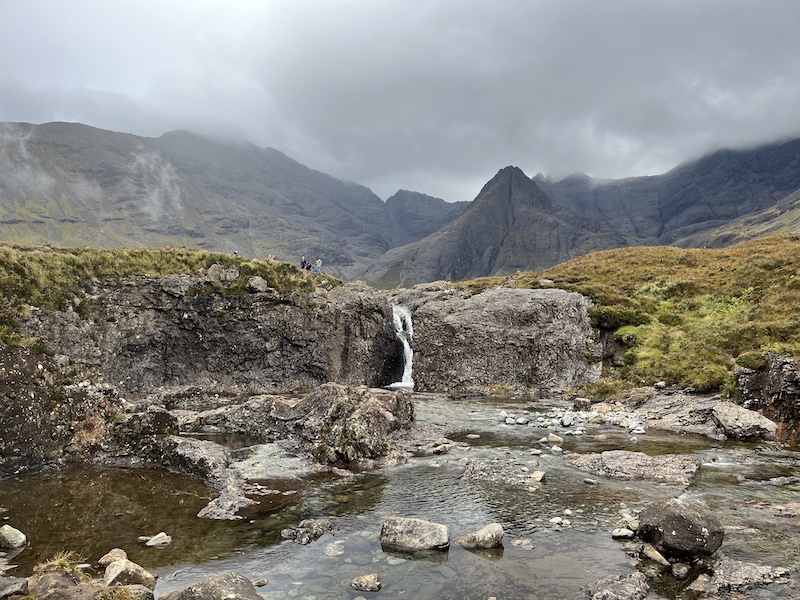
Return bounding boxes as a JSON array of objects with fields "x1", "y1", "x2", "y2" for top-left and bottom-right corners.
[
  {"x1": 300, "y1": 256, "x2": 307, "y2": 269},
  {"x1": 315, "y1": 257, "x2": 322, "y2": 275}
]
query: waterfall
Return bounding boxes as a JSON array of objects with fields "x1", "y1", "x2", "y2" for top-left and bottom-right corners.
[{"x1": 388, "y1": 305, "x2": 414, "y2": 390}]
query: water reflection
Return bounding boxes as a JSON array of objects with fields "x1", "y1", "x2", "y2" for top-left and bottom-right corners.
[{"x1": 0, "y1": 395, "x2": 799, "y2": 599}]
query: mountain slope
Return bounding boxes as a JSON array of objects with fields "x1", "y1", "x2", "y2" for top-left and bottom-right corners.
[
  {"x1": 539, "y1": 138, "x2": 800, "y2": 245},
  {"x1": 361, "y1": 166, "x2": 631, "y2": 286},
  {"x1": 385, "y1": 190, "x2": 469, "y2": 245},
  {"x1": 0, "y1": 122, "x2": 464, "y2": 278}
]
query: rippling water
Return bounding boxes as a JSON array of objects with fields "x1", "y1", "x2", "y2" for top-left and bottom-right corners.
[{"x1": 1, "y1": 395, "x2": 799, "y2": 599}]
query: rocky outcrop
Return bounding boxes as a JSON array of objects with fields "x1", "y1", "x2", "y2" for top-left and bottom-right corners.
[
  {"x1": 637, "y1": 498, "x2": 724, "y2": 559},
  {"x1": 18, "y1": 277, "x2": 402, "y2": 397},
  {"x1": 737, "y1": 354, "x2": 800, "y2": 446},
  {"x1": 392, "y1": 282, "x2": 601, "y2": 395},
  {"x1": 563, "y1": 450, "x2": 700, "y2": 488},
  {"x1": 0, "y1": 346, "x2": 122, "y2": 473},
  {"x1": 179, "y1": 383, "x2": 414, "y2": 467}
]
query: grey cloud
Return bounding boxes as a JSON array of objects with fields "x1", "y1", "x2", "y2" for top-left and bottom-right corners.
[{"x1": 2, "y1": 0, "x2": 800, "y2": 202}]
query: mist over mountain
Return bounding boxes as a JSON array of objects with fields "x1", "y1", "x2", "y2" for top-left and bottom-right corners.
[
  {"x1": 1, "y1": 121, "x2": 799, "y2": 286},
  {"x1": 0, "y1": 122, "x2": 464, "y2": 278}
]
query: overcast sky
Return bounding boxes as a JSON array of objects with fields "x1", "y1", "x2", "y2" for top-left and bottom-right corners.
[{"x1": 2, "y1": 0, "x2": 800, "y2": 202}]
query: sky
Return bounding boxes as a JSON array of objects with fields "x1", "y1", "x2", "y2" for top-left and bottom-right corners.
[{"x1": 2, "y1": 0, "x2": 800, "y2": 203}]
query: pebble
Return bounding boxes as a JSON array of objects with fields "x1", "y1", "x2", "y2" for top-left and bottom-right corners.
[
  {"x1": 611, "y1": 528, "x2": 635, "y2": 539},
  {"x1": 466, "y1": 434, "x2": 481, "y2": 439},
  {"x1": 550, "y1": 446, "x2": 563, "y2": 454}
]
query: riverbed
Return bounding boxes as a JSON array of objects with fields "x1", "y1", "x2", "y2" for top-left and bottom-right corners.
[{"x1": 1, "y1": 395, "x2": 799, "y2": 599}]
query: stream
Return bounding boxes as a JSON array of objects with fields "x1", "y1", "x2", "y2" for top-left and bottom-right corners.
[{"x1": 1, "y1": 394, "x2": 799, "y2": 599}]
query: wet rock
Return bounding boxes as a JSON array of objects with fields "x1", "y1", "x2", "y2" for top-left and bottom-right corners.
[
  {"x1": 103, "y1": 558, "x2": 157, "y2": 590},
  {"x1": 157, "y1": 436, "x2": 256, "y2": 520},
  {"x1": 641, "y1": 543, "x2": 670, "y2": 566},
  {"x1": 564, "y1": 450, "x2": 700, "y2": 487},
  {"x1": 611, "y1": 528, "x2": 635, "y2": 539},
  {"x1": 698, "y1": 554, "x2": 788, "y2": 594},
  {"x1": 0, "y1": 526, "x2": 26, "y2": 549},
  {"x1": 585, "y1": 571, "x2": 649, "y2": 600},
  {"x1": 98, "y1": 548, "x2": 127, "y2": 566},
  {"x1": 293, "y1": 383, "x2": 414, "y2": 465},
  {"x1": 0, "y1": 575, "x2": 27, "y2": 598},
  {"x1": 350, "y1": 573, "x2": 381, "y2": 592},
  {"x1": 671, "y1": 562, "x2": 691, "y2": 579},
  {"x1": 144, "y1": 531, "x2": 172, "y2": 547},
  {"x1": 637, "y1": 498, "x2": 723, "y2": 559},
  {"x1": 280, "y1": 519, "x2": 338, "y2": 545},
  {"x1": 456, "y1": 523, "x2": 504, "y2": 549},
  {"x1": 547, "y1": 432, "x2": 564, "y2": 444},
  {"x1": 711, "y1": 401, "x2": 777, "y2": 440},
  {"x1": 380, "y1": 516, "x2": 449, "y2": 551},
  {"x1": 170, "y1": 572, "x2": 261, "y2": 600}
]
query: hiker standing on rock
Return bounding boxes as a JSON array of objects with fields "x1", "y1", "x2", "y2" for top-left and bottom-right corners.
[{"x1": 315, "y1": 257, "x2": 322, "y2": 275}]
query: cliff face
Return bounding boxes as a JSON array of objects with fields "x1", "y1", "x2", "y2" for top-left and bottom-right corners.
[
  {"x1": 392, "y1": 282, "x2": 602, "y2": 396},
  {"x1": 18, "y1": 276, "x2": 404, "y2": 396}
]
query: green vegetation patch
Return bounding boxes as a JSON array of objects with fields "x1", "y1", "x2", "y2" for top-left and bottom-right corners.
[{"x1": 458, "y1": 234, "x2": 800, "y2": 394}]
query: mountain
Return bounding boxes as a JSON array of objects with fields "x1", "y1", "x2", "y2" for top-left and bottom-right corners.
[
  {"x1": 538, "y1": 138, "x2": 800, "y2": 245},
  {"x1": 385, "y1": 190, "x2": 469, "y2": 245},
  {"x1": 363, "y1": 139, "x2": 800, "y2": 285},
  {"x1": 0, "y1": 122, "x2": 465, "y2": 279},
  {"x1": 360, "y1": 166, "x2": 632, "y2": 287}
]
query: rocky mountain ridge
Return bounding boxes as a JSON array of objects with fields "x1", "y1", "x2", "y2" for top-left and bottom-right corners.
[
  {"x1": 0, "y1": 122, "x2": 464, "y2": 279},
  {"x1": 2, "y1": 121, "x2": 800, "y2": 285}
]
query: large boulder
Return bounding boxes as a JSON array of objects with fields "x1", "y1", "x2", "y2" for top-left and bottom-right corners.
[
  {"x1": 711, "y1": 401, "x2": 777, "y2": 440},
  {"x1": 392, "y1": 284, "x2": 601, "y2": 395},
  {"x1": 637, "y1": 498, "x2": 724, "y2": 559},
  {"x1": 380, "y1": 516, "x2": 450, "y2": 552},
  {"x1": 169, "y1": 572, "x2": 261, "y2": 600}
]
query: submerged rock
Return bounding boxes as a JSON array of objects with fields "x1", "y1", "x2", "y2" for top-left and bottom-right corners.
[
  {"x1": 280, "y1": 519, "x2": 338, "y2": 545},
  {"x1": 564, "y1": 450, "x2": 700, "y2": 487},
  {"x1": 350, "y1": 573, "x2": 381, "y2": 592},
  {"x1": 586, "y1": 571, "x2": 649, "y2": 600},
  {"x1": 456, "y1": 523, "x2": 504, "y2": 549},
  {"x1": 637, "y1": 498, "x2": 723, "y2": 559}
]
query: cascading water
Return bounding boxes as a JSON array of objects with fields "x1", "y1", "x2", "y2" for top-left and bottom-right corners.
[{"x1": 388, "y1": 304, "x2": 414, "y2": 389}]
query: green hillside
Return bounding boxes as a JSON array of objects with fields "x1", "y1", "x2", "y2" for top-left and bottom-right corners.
[{"x1": 463, "y1": 234, "x2": 800, "y2": 396}]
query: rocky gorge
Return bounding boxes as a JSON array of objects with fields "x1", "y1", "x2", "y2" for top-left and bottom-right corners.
[{"x1": 1, "y1": 265, "x2": 800, "y2": 599}]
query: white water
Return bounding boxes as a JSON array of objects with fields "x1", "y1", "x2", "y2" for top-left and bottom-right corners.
[{"x1": 388, "y1": 305, "x2": 414, "y2": 389}]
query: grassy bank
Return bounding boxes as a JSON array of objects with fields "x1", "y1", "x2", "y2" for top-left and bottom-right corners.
[
  {"x1": 0, "y1": 244, "x2": 332, "y2": 345},
  {"x1": 462, "y1": 234, "x2": 800, "y2": 396}
]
